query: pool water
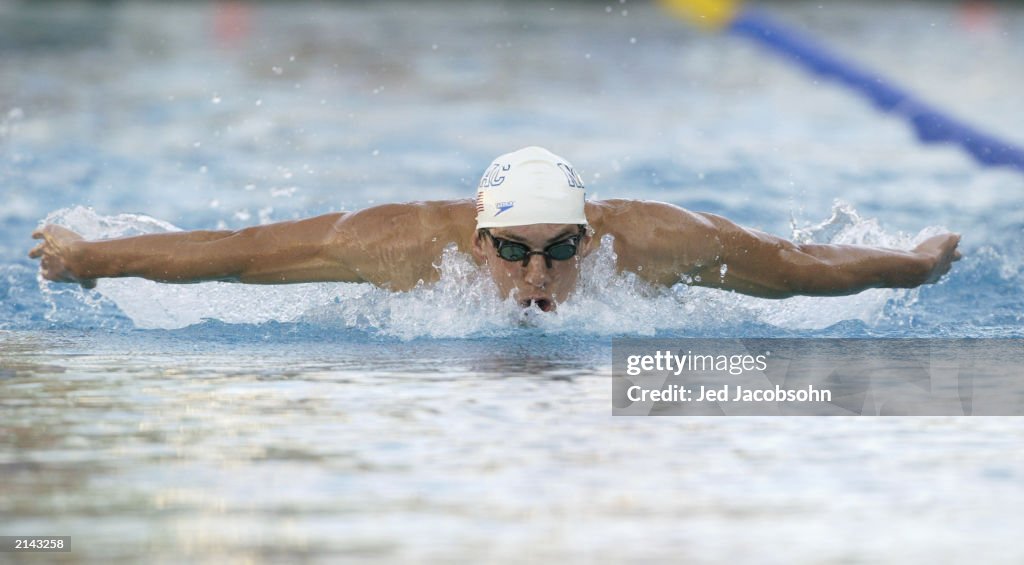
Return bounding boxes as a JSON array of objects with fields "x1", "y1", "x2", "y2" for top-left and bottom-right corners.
[{"x1": 2, "y1": 1, "x2": 1023, "y2": 562}]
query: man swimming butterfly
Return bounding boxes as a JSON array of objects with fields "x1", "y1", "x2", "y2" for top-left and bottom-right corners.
[{"x1": 30, "y1": 146, "x2": 961, "y2": 312}]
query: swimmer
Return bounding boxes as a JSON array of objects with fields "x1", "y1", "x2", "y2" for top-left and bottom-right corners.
[{"x1": 29, "y1": 146, "x2": 961, "y2": 312}]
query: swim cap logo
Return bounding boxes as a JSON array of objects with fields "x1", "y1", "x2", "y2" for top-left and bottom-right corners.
[
  {"x1": 557, "y1": 163, "x2": 584, "y2": 189},
  {"x1": 479, "y1": 163, "x2": 512, "y2": 188},
  {"x1": 495, "y1": 201, "x2": 515, "y2": 216}
]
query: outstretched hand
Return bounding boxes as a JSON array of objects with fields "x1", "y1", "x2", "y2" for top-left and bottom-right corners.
[
  {"x1": 913, "y1": 233, "x2": 962, "y2": 284},
  {"x1": 29, "y1": 225, "x2": 96, "y2": 289}
]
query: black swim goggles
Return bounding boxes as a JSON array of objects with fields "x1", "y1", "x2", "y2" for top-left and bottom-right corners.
[{"x1": 482, "y1": 227, "x2": 586, "y2": 268}]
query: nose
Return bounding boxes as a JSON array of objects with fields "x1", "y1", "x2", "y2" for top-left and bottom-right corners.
[{"x1": 523, "y1": 253, "x2": 550, "y2": 288}]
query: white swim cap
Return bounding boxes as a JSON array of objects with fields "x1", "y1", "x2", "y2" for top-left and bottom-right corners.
[{"x1": 475, "y1": 146, "x2": 587, "y2": 229}]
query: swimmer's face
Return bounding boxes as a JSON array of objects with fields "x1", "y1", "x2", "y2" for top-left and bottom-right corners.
[{"x1": 472, "y1": 223, "x2": 592, "y2": 312}]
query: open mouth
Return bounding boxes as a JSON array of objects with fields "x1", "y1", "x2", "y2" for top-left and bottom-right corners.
[{"x1": 520, "y1": 298, "x2": 555, "y2": 312}]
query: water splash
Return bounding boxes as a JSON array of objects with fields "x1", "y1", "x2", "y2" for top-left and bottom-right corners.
[{"x1": 37, "y1": 203, "x2": 956, "y2": 337}]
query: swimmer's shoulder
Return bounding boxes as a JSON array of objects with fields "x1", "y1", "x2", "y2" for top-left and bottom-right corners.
[
  {"x1": 420, "y1": 198, "x2": 475, "y2": 233},
  {"x1": 403, "y1": 199, "x2": 477, "y2": 251},
  {"x1": 339, "y1": 199, "x2": 474, "y2": 229},
  {"x1": 584, "y1": 199, "x2": 625, "y2": 234},
  {"x1": 585, "y1": 198, "x2": 711, "y2": 238},
  {"x1": 585, "y1": 198, "x2": 634, "y2": 225},
  {"x1": 426, "y1": 198, "x2": 476, "y2": 225}
]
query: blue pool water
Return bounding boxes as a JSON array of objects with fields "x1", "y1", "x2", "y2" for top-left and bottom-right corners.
[{"x1": 2, "y1": 1, "x2": 1023, "y2": 562}]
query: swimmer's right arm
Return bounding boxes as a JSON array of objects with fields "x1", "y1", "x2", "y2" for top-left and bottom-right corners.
[
  {"x1": 29, "y1": 202, "x2": 463, "y2": 289},
  {"x1": 30, "y1": 214, "x2": 356, "y2": 287}
]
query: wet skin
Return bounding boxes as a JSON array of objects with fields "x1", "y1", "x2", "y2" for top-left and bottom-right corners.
[{"x1": 30, "y1": 199, "x2": 962, "y2": 305}]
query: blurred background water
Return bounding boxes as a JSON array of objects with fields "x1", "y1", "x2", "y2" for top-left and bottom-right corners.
[{"x1": 1, "y1": 1, "x2": 1023, "y2": 562}]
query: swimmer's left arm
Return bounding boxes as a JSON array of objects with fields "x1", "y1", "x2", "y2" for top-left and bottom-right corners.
[
  {"x1": 609, "y1": 201, "x2": 961, "y2": 298},
  {"x1": 688, "y1": 213, "x2": 962, "y2": 298}
]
